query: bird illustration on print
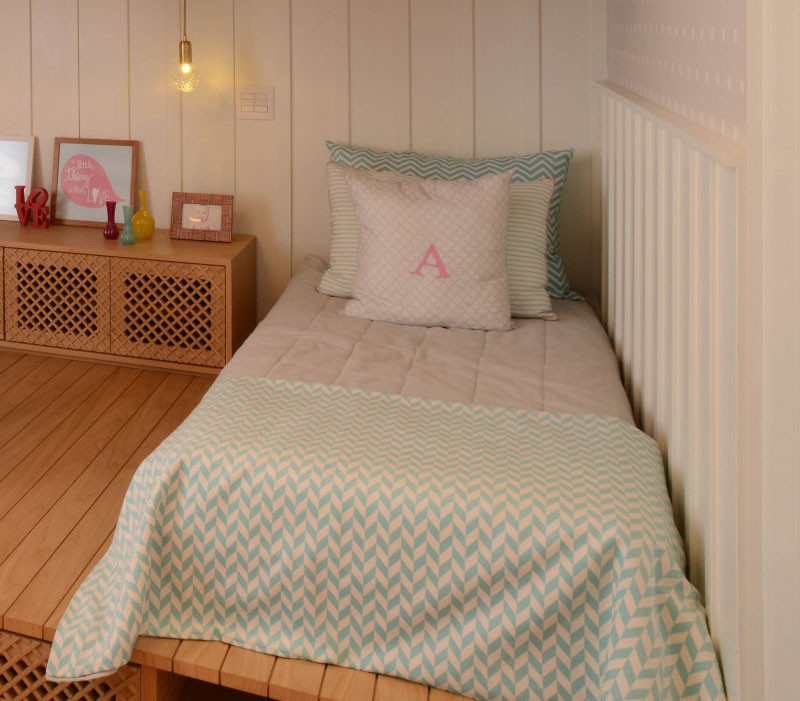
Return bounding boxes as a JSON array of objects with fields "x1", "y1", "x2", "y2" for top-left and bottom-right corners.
[{"x1": 59, "y1": 154, "x2": 123, "y2": 207}]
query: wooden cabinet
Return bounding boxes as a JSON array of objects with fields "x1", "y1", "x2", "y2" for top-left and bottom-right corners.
[{"x1": 0, "y1": 222, "x2": 256, "y2": 374}]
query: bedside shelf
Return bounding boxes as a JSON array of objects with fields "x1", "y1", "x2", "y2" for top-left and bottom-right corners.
[{"x1": 0, "y1": 221, "x2": 257, "y2": 375}]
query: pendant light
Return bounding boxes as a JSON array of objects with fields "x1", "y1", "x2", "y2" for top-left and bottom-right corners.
[{"x1": 174, "y1": 0, "x2": 199, "y2": 92}]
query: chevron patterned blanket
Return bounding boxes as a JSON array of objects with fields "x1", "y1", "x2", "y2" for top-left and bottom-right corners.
[{"x1": 48, "y1": 378, "x2": 724, "y2": 700}]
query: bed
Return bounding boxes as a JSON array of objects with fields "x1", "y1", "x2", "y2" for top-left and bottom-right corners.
[{"x1": 46, "y1": 260, "x2": 724, "y2": 700}]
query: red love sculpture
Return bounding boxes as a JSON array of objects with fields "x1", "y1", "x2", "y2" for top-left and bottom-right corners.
[{"x1": 15, "y1": 186, "x2": 50, "y2": 228}]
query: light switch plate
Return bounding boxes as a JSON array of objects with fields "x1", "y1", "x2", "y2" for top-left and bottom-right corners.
[{"x1": 236, "y1": 85, "x2": 274, "y2": 120}]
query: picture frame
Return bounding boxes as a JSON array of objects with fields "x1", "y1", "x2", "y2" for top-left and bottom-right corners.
[
  {"x1": 0, "y1": 135, "x2": 35, "y2": 221},
  {"x1": 170, "y1": 192, "x2": 234, "y2": 243},
  {"x1": 51, "y1": 137, "x2": 138, "y2": 227}
]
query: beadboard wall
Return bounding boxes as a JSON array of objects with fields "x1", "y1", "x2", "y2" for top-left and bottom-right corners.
[
  {"x1": 0, "y1": 0, "x2": 604, "y2": 317},
  {"x1": 607, "y1": 0, "x2": 746, "y2": 143}
]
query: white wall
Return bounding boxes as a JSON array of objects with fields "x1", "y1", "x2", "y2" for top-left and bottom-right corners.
[
  {"x1": 0, "y1": 0, "x2": 603, "y2": 318},
  {"x1": 749, "y1": 0, "x2": 800, "y2": 699},
  {"x1": 607, "y1": 0, "x2": 746, "y2": 143}
]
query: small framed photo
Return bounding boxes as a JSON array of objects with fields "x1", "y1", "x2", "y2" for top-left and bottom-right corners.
[
  {"x1": 0, "y1": 135, "x2": 34, "y2": 221},
  {"x1": 52, "y1": 137, "x2": 138, "y2": 226},
  {"x1": 170, "y1": 192, "x2": 234, "y2": 243}
]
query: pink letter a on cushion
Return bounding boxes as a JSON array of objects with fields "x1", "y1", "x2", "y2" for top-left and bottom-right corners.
[{"x1": 411, "y1": 244, "x2": 450, "y2": 279}]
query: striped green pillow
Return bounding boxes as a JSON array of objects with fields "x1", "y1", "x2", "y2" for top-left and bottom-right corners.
[
  {"x1": 326, "y1": 141, "x2": 577, "y2": 300},
  {"x1": 320, "y1": 162, "x2": 557, "y2": 319}
]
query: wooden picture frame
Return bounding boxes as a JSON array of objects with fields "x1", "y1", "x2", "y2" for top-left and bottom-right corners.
[
  {"x1": 51, "y1": 137, "x2": 138, "y2": 227},
  {"x1": 170, "y1": 192, "x2": 234, "y2": 243},
  {"x1": 0, "y1": 135, "x2": 35, "y2": 221}
]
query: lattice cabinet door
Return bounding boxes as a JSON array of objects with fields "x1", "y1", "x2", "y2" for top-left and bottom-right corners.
[
  {"x1": 110, "y1": 258, "x2": 226, "y2": 367},
  {"x1": 3, "y1": 248, "x2": 111, "y2": 352},
  {"x1": 0, "y1": 631, "x2": 140, "y2": 701}
]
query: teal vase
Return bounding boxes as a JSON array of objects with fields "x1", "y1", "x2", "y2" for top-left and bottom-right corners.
[{"x1": 121, "y1": 205, "x2": 136, "y2": 245}]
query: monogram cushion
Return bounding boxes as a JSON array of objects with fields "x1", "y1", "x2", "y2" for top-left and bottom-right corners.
[
  {"x1": 344, "y1": 170, "x2": 513, "y2": 331},
  {"x1": 320, "y1": 162, "x2": 556, "y2": 319}
]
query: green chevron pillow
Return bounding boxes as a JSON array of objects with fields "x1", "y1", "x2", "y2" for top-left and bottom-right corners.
[{"x1": 326, "y1": 140, "x2": 577, "y2": 300}]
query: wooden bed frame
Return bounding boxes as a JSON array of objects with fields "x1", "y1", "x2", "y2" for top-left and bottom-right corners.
[{"x1": 0, "y1": 350, "x2": 468, "y2": 701}]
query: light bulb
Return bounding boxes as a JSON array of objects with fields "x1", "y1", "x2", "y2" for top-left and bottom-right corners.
[
  {"x1": 174, "y1": 36, "x2": 199, "y2": 92},
  {"x1": 174, "y1": 63, "x2": 199, "y2": 92}
]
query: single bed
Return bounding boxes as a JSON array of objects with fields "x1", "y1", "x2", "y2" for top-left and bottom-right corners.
[{"x1": 47, "y1": 259, "x2": 723, "y2": 701}]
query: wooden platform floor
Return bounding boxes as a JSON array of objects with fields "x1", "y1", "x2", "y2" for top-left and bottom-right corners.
[{"x1": 0, "y1": 352, "x2": 469, "y2": 701}]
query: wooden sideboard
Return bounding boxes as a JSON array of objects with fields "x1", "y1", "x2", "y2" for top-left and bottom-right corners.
[{"x1": 0, "y1": 221, "x2": 256, "y2": 375}]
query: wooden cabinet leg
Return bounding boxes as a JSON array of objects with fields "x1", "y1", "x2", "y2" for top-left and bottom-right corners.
[{"x1": 140, "y1": 666, "x2": 186, "y2": 701}]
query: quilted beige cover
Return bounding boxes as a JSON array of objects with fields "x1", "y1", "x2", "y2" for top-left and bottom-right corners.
[{"x1": 222, "y1": 262, "x2": 633, "y2": 422}]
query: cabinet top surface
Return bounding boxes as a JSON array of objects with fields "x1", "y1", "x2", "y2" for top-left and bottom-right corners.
[{"x1": 0, "y1": 221, "x2": 255, "y2": 265}]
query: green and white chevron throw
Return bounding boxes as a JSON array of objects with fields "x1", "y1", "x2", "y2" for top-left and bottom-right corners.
[{"x1": 48, "y1": 378, "x2": 723, "y2": 700}]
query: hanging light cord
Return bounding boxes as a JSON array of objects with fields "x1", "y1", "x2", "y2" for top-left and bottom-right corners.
[{"x1": 182, "y1": 0, "x2": 187, "y2": 39}]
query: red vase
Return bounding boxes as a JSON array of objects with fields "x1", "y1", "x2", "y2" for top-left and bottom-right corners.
[{"x1": 104, "y1": 201, "x2": 119, "y2": 239}]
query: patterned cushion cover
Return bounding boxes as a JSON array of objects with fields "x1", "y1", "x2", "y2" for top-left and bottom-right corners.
[
  {"x1": 344, "y1": 169, "x2": 513, "y2": 331},
  {"x1": 326, "y1": 140, "x2": 577, "y2": 299},
  {"x1": 321, "y1": 163, "x2": 557, "y2": 319}
]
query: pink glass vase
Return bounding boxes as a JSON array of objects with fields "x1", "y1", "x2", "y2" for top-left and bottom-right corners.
[{"x1": 103, "y1": 201, "x2": 119, "y2": 239}]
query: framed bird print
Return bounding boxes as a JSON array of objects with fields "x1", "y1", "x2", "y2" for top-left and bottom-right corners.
[{"x1": 51, "y1": 137, "x2": 139, "y2": 226}]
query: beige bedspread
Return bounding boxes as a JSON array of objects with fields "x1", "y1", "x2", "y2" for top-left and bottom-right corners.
[{"x1": 222, "y1": 261, "x2": 633, "y2": 422}]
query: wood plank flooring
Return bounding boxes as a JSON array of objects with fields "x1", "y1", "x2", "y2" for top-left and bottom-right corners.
[{"x1": 0, "y1": 352, "x2": 472, "y2": 701}]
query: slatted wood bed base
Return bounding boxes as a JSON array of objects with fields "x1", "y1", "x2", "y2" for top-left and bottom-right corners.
[{"x1": 0, "y1": 351, "x2": 471, "y2": 701}]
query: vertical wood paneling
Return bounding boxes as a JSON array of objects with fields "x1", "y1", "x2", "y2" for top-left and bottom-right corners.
[
  {"x1": 599, "y1": 84, "x2": 742, "y2": 683},
  {"x1": 181, "y1": 0, "x2": 235, "y2": 194},
  {"x1": 78, "y1": 0, "x2": 129, "y2": 138},
  {"x1": 235, "y1": 0, "x2": 292, "y2": 316},
  {"x1": 291, "y1": 0, "x2": 350, "y2": 273},
  {"x1": 474, "y1": 0, "x2": 539, "y2": 156},
  {"x1": 541, "y1": 0, "x2": 595, "y2": 297},
  {"x1": 349, "y1": 0, "x2": 410, "y2": 150},
  {"x1": 129, "y1": 0, "x2": 182, "y2": 226},
  {"x1": 410, "y1": 0, "x2": 473, "y2": 157},
  {"x1": 0, "y1": 0, "x2": 32, "y2": 136},
  {"x1": 31, "y1": 0, "x2": 79, "y2": 189}
]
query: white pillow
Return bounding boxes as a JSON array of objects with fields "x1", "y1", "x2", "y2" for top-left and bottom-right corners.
[
  {"x1": 320, "y1": 162, "x2": 556, "y2": 319},
  {"x1": 343, "y1": 170, "x2": 514, "y2": 331}
]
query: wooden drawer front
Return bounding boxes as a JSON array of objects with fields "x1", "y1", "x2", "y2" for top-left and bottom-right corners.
[
  {"x1": 0, "y1": 631, "x2": 139, "y2": 700},
  {"x1": 3, "y1": 248, "x2": 110, "y2": 352},
  {"x1": 111, "y1": 258, "x2": 226, "y2": 367}
]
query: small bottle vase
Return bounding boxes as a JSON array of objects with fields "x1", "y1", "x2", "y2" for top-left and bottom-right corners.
[
  {"x1": 103, "y1": 201, "x2": 119, "y2": 240},
  {"x1": 132, "y1": 189, "x2": 155, "y2": 241},
  {"x1": 121, "y1": 205, "x2": 136, "y2": 245}
]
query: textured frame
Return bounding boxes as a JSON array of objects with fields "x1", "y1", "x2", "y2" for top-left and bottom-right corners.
[
  {"x1": 50, "y1": 137, "x2": 139, "y2": 227},
  {"x1": 170, "y1": 191, "x2": 234, "y2": 242}
]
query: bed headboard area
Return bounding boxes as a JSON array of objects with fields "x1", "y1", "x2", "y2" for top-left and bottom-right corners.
[{"x1": 598, "y1": 80, "x2": 746, "y2": 696}]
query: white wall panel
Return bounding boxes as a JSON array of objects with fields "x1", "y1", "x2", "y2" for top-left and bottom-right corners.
[
  {"x1": 78, "y1": 0, "x2": 129, "y2": 139},
  {"x1": 599, "y1": 81, "x2": 744, "y2": 694},
  {"x1": 129, "y1": 0, "x2": 182, "y2": 227},
  {"x1": 291, "y1": 0, "x2": 350, "y2": 274},
  {"x1": 235, "y1": 0, "x2": 292, "y2": 314},
  {"x1": 0, "y1": 0, "x2": 32, "y2": 137},
  {"x1": 30, "y1": 0, "x2": 79, "y2": 191},
  {"x1": 181, "y1": 0, "x2": 235, "y2": 194},
  {"x1": 474, "y1": 0, "x2": 539, "y2": 156},
  {"x1": 410, "y1": 0, "x2": 474, "y2": 158},
  {"x1": 349, "y1": 0, "x2": 410, "y2": 151}
]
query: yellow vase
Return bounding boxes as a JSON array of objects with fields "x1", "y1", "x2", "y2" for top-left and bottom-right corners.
[{"x1": 132, "y1": 189, "x2": 155, "y2": 240}]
